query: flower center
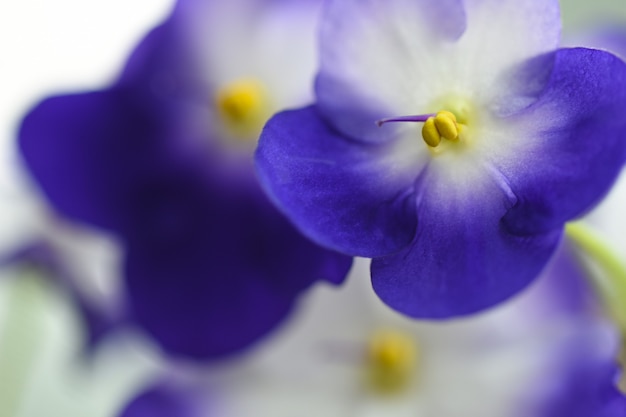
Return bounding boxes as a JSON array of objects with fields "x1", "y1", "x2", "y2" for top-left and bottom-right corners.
[
  {"x1": 376, "y1": 98, "x2": 475, "y2": 150},
  {"x1": 365, "y1": 329, "x2": 418, "y2": 394},
  {"x1": 215, "y1": 78, "x2": 272, "y2": 141},
  {"x1": 377, "y1": 110, "x2": 468, "y2": 148}
]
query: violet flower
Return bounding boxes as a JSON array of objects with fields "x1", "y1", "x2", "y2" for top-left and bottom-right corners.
[
  {"x1": 256, "y1": 0, "x2": 626, "y2": 318},
  {"x1": 18, "y1": 0, "x2": 352, "y2": 360}
]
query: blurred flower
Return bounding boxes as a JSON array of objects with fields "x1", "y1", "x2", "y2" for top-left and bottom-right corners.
[
  {"x1": 17, "y1": 0, "x2": 352, "y2": 361},
  {"x1": 256, "y1": 0, "x2": 626, "y2": 319},
  {"x1": 117, "y1": 253, "x2": 608, "y2": 417}
]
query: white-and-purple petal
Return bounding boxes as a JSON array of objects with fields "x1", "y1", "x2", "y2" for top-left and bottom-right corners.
[
  {"x1": 495, "y1": 48, "x2": 626, "y2": 235},
  {"x1": 371, "y1": 159, "x2": 561, "y2": 317},
  {"x1": 256, "y1": 106, "x2": 422, "y2": 257}
]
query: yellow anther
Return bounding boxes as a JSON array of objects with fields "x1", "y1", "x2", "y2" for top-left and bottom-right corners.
[
  {"x1": 421, "y1": 117, "x2": 441, "y2": 147},
  {"x1": 366, "y1": 329, "x2": 418, "y2": 394},
  {"x1": 436, "y1": 110, "x2": 457, "y2": 123},
  {"x1": 434, "y1": 110, "x2": 459, "y2": 141},
  {"x1": 215, "y1": 78, "x2": 271, "y2": 140},
  {"x1": 420, "y1": 110, "x2": 464, "y2": 148}
]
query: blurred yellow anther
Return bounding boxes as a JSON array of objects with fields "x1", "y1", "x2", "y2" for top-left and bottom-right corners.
[
  {"x1": 366, "y1": 329, "x2": 418, "y2": 394},
  {"x1": 215, "y1": 78, "x2": 271, "y2": 140},
  {"x1": 422, "y1": 110, "x2": 461, "y2": 148}
]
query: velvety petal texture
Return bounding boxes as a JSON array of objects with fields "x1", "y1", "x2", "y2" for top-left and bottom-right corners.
[
  {"x1": 371, "y1": 159, "x2": 562, "y2": 317},
  {"x1": 257, "y1": 106, "x2": 421, "y2": 257},
  {"x1": 497, "y1": 48, "x2": 626, "y2": 235},
  {"x1": 18, "y1": 1, "x2": 352, "y2": 360},
  {"x1": 256, "y1": 0, "x2": 626, "y2": 318}
]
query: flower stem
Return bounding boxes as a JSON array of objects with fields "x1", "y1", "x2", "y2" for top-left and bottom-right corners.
[{"x1": 565, "y1": 222, "x2": 626, "y2": 330}]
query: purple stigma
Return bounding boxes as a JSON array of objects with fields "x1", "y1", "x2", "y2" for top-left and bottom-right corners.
[{"x1": 376, "y1": 114, "x2": 436, "y2": 127}]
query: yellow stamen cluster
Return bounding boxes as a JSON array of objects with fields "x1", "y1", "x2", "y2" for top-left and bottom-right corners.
[
  {"x1": 215, "y1": 79, "x2": 271, "y2": 140},
  {"x1": 366, "y1": 329, "x2": 418, "y2": 394},
  {"x1": 422, "y1": 110, "x2": 463, "y2": 148}
]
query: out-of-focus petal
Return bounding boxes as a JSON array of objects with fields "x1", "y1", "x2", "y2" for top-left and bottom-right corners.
[
  {"x1": 18, "y1": 90, "x2": 175, "y2": 233},
  {"x1": 124, "y1": 167, "x2": 351, "y2": 359}
]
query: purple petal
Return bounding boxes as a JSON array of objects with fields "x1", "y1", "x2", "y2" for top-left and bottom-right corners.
[
  {"x1": 18, "y1": 90, "x2": 175, "y2": 233},
  {"x1": 124, "y1": 168, "x2": 352, "y2": 359},
  {"x1": 18, "y1": 19, "x2": 206, "y2": 235},
  {"x1": 125, "y1": 252, "x2": 293, "y2": 360},
  {"x1": 371, "y1": 162, "x2": 562, "y2": 318},
  {"x1": 256, "y1": 105, "x2": 421, "y2": 257},
  {"x1": 118, "y1": 19, "x2": 206, "y2": 103},
  {"x1": 497, "y1": 48, "x2": 626, "y2": 235}
]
